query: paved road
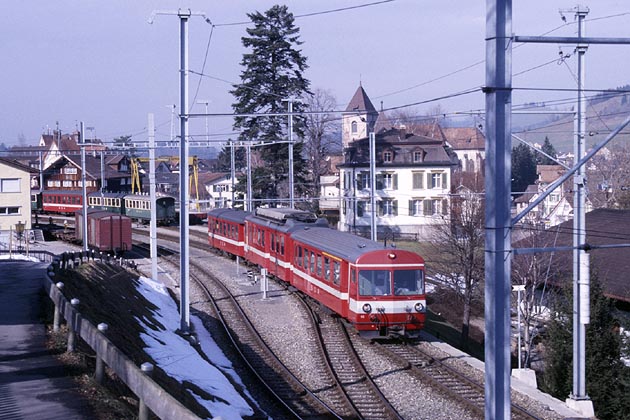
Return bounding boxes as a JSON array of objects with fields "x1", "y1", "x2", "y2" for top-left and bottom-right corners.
[{"x1": 0, "y1": 260, "x2": 94, "y2": 420}]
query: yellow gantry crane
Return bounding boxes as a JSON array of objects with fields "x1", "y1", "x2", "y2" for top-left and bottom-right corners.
[
  {"x1": 189, "y1": 156, "x2": 200, "y2": 211},
  {"x1": 130, "y1": 157, "x2": 142, "y2": 194}
]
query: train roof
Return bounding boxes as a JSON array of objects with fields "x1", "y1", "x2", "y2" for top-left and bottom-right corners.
[
  {"x1": 123, "y1": 194, "x2": 175, "y2": 202},
  {"x1": 254, "y1": 207, "x2": 318, "y2": 223},
  {"x1": 78, "y1": 209, "x2": 131, "y2": 220},
  {"x1": 208, "y1": 208, "x2": 249, "y2": 224},
  {"x1": 42, "y1": 189, "x2": 84, "y2": 196},
  {"x1": 291, "y1": 227, "x2": 399, "y2": 263},
  {"x1": 88, "y1": 191, "x2": 127, "y2": 198}
]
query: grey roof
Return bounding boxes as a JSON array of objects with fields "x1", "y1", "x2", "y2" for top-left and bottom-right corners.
[{"x1": 344, "y1": 85, "x2": 378, "y2": 114}]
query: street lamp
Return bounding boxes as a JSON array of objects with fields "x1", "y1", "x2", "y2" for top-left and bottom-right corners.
[
  {"x1": 513, "y1": 284, "x2": 526, "y2": 369},
  {"x1": 15, "y1": 221, "x2": 25, "y2": 252}
]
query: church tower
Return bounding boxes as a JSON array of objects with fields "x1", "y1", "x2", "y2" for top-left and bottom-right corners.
[{"x1": 341, "y1": 85, "x2": 379, "y2": 149}]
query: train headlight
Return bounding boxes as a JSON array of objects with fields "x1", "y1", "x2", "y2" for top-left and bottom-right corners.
[
  {"x1": 387, "y1": 252, "x2": 396, "y2": 260},
  {"x1": 362, "y1": 303, "x2": 372, "y2": 313},
  {"x1": 414, "y1": 302, "x2": 425, "y2": 313}
]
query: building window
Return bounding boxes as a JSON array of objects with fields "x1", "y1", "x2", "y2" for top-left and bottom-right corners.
[
  {"x1": 383, "y1": 151, "x2": 392, "y2": 163},
  {"x1": 357, "y1": 172, "x2": 370, "y2": 189},
  {"x1": 423, "y1": 199, "x2": 447, "y2": 216},
  {"x1": 0, "y1": 207, "x2": 20, "y2": 215},
  {"x1": 357, "y1": 200, "x2": 366, "y2": 217},
  {"x1": 410, "y1": 199, "x2": 423, "y2": 216},
  {"x1": 430, "y1": 172, "x2": 447, "y2": 189},
  {"x1": 64, "y1": 167, "x2": 78, "y2": 174},
  {"x1": 379, "y1": 199, "x2": 397, "y2": 216},
  {"x1": 0, "y1": 178, "x2": 20, "y2": 193},
  {"x1": 412, "y1": 172, "x2": 424, "y2": 189},
  {"x1": 351, "y1": 121, "x2": 358, "y2": 133},
  {"x1": 380, "y1": 173, "x2": 397, "y2": 190},
  {"x1": 413, "y1": 151, "x2": 423, "y2": 163}
]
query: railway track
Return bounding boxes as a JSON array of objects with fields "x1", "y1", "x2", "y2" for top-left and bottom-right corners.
[
  {"x1": 303, "y1": 300, "x2": 402, "y2": 420},
  {"x1": 377, "y1": 342, "x2": 541, "y2": 420}
]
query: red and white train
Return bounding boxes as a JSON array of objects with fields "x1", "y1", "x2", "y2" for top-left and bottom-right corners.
[{"x1": 208, "y1": 207, "x2": 427, "y2": 338}]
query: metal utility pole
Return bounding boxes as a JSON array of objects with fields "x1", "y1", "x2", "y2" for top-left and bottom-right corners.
[
  {"x1": 38, "y1": 151, "x2": 43, "y2": 193},
  {"x1": 485, "y1": 1, "x2": 512, "y2": 419},
  {"x1": 80, "y1": 122, "x2": 89, "y2": 252},
  {"x1": 572, "y1": 5, "x2": 590, "y2": 408},
  {"x1": 166, "y1": 104, "x2": 176, "y2": 146},
  {"x1": 286, "y1": 99, "x2": 295, "y2": 208},
  {"x1": 230, "y1": 140, "x2": 236, "y2": 208},
  {"x1": 369, "y1": 132, "x2": 377, "y2": 241},
  {"x1": 100, "y1": 151, "x2": 105, "y2": 193},
  {"x1": 150, "y1": 8, "x2": 210, "y2": 333},
  {"x1": 148, "y1": 113, "x2": 158, "y2": 281},
  {"x1": 246, "y1": 142, "x2": 253, "y2": 212}
]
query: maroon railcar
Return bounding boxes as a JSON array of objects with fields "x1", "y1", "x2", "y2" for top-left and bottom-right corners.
[{"x1": 75, "y1": 209, "x2": 132, "y2": 253}]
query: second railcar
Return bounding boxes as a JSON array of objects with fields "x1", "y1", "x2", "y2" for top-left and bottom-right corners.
[
  {"x1": 208, "y1": 208, "x2": 248, "y2": 258},
  {"x1": 42, "y1": 190, "x2": 84, "y2": 214}
]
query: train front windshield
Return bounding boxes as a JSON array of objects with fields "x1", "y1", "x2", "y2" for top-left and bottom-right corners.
[{"x1": 359, "y1": 269, "x2": 424, "y2": 296}]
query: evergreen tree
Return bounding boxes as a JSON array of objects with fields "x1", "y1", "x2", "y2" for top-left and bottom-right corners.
[
  {"x1": 537, "y1": 137, "x2": 558, "y2": 165},
  {"x1": 215, "y1": 141, "x2": 246, "y2": 172},
  {"x1": 511, "y1": 143, "x2": 537, "y2": 196},
  {"x1": 541, "y1": 272, "x2": 630, "y2": 420},
  {"x1": 231, "y1": 5, "x2": 311, "y2": 207}
]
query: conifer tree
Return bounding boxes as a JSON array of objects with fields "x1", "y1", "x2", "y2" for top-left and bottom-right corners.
[
  {"x1": 511, "y1": 143, "x2": 537, "y2": 196},
  {"x1": 231, "y1": 5, "x2": 311, "y2": 207},
  {"x1": 536, "y1": 137, "x2": 558, "y2": 165}
]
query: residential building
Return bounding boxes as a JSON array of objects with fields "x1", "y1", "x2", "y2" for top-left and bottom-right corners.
[
  {"x1": 442, "y1": 126, "x2": 485, "y2": 173},
  {"x1": 339, "y1": 126, "x2": 457, "y2": 239},
  {"x1": 341, "y1": 85, "x2": 379, "y2": 149},
  {"x1": 0, "y1": 158, "x2": 37, "y2": 230}
]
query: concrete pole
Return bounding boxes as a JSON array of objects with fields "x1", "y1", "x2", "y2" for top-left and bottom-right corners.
[
  {"x1": 485, "y1": 1, "x2": 512, "y2": 419},
  {"x1": 39, "y1": 150, "x2": 44, "y2": 193},
  {"x1": 369, "y1": 132, "x2": 377, "y2": 241},
  {"x1": 178, "y1": 9, "x2": 191, "y2": 333},
  {"x1": 100, "y1": 151, "x2": 105, "y2": 193},
  {"x1": 95, "y1": 323, "x2": 108, "y2": 383},
  {"x1": 80, "y1": 122, "x2": 88, "y2": 252},
  {"x1": 139, "y1": 362, "x2": 154, "y2": 420},
  {"x1": 148, "y1": 113, "x2": 158, "y2": 281}
]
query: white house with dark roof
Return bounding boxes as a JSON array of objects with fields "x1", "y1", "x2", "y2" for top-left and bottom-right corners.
[
  {"x1": 442, "y1": 127, "x2": 486, "y2": 173},
  {"x1": 0, "y1": 157, "x2": 36, "y2": 231}
]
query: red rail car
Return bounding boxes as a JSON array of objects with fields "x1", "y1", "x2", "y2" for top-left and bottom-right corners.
[
  {"x1": 208, "y1": 208, "x2": 248, "y2": 257},
  {"x1": 42, "y1": 190, "x2": 85, "y2": 214},
  {"x1": 75, "y1": 209, "x2": 132, "y2": 253},
  {"x1": 208, "y1": 207, "x2": 427, "y2": 338}
]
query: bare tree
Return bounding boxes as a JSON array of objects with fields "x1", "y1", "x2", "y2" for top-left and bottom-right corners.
[
  {"x1": 511, "y1": 226, "x2": 560, "y2": 369},
  {"x1": 386, "y1": 106, "x2": 446, "y2": 137},
  {"x1": 587, "y1": 144, "x2": 630, "y2": 209},
  {"x1": 302, "y1": 88, "x2": 340, "y2": 210},
  {"x1": 428, "y1": 172, "x2": 484, "y2": 349}
]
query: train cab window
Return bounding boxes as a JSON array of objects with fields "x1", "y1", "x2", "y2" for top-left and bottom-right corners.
[
  {"x1": 393, "y1": 269, "x2": 424, "y2": 295},
  {"x1": 324, "y1": 257, "x2": 331, "y2": 281},
  {"x1": 333, "y1": 262, "x2": 341, "y2": 285},
  {"x1": 358, "y1": 270, "x2": 391, "y2": 296}
]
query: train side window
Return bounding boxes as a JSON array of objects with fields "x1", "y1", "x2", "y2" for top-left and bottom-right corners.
[
  {"x1": 310, "y1": 251, "x2": 315, "y2": 273},
  {"x1": 280, "y1": 235, "x2": 285, "y2": 255},
  {"x1": 316, "y1": 254, "x2": 322, "y2": 277},
  {"x1": 296, "y1": 246, "x2": 302, "y2": 267},
  {"x1": 303, "y1": 248, "x2": 308, "y2": 269},
  {"x1": 270, "y1": 233, "x2": 275, "y2": 252},
  {"x1": 261, "y1": 229, "x2": 265, "y2": 247},
  {"x1": 324, "y1": 257, "x2": 330, "y2": 281},
  {"x1": 333, "y1": 261, "x2": 340, "y2": 285},
  {"x1": 351, "y1": 268, "x2": 356, "y2": 283}
]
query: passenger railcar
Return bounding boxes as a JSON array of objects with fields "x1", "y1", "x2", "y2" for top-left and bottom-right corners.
[
  {"x1": 87, "y1": 192, "x2": 126, "y2": 214},
  {"x1": 31, "y1": 190, "x2": 42, "y2": 213},
  {"x1": 123, "y1": 194, "x2": 176, "y2": 224},
  {"x1": 208, "y1": 207, "x2": 427, "y2": 338},
  {"x1": 42, "y1": 190, "x2": 84, "y2": 214},
  {"x1": 208, "y1": 208, "x2": 248, "y2": 258}
]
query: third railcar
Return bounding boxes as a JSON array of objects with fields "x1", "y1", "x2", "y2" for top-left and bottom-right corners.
[{"x1": 208, "y1": 207, "x2": 427, "y2": 338}]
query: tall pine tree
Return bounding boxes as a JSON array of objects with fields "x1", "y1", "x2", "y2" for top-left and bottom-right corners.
[
  {"x1": 511, "y1": 143, "x2": 537, "y2": 196},
  {"x1": 541, "y1": 272, "x2": 630, "y2": 420},
  {"x1": 536, "y1": 137, "x2": 558, "y2": 165},
  {"x1": 231, "y1": 5, "x2": 311, "y2": 207}
]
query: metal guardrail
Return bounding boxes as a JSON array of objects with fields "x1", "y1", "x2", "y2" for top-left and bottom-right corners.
[{"x1": 42, "y1": 258, "x2": 200, "y2": 420}]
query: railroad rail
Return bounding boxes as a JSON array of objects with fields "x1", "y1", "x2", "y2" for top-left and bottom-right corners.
[{"x1": 377, "y1": 343, "x2": 541, "y2": 420}]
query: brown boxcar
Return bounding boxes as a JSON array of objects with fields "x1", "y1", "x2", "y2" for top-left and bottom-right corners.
[{"x1": 75, "y1": 209, "x2": 132, "y2": 253}]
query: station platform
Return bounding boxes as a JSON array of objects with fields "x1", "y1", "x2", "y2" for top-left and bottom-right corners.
[{"x1": 0, "y1": 258, "x2": 94, "y2": 419}]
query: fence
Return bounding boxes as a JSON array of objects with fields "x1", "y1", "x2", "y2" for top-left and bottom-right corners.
[{"x1": 39, "y1": 255, "x2": 200, "y2": 420}]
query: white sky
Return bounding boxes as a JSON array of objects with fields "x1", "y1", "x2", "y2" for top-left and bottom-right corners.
[{"x1": 2, "y1": 1, "x2": 629, "y2": 147}]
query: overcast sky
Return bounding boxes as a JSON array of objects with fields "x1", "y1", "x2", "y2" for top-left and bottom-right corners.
[{"x1": 2, "y1": 0, "x2": 629, "y2": 148}]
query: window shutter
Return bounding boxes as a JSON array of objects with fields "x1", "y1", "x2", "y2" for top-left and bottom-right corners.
[
  {"x1": 357, "y1": 173, "x2": 364, "y2": 190},
  {"x1": 442, "y1": 199, "x2": 448, "y2": 215},
  {"x1": 427, "y1": 172, "x2": 432, "y2": 189},
  {"x1": 393, "y1": 174, "x2": 398, "y2": 190},
  {"x1": 409, "y1": 200, "x2": 413, "y2": 216},
  {"x1": 393, "y1": 200, "x2": 398, "y2": 216},
  {"x1": 423, "y1": 199, "x2": 432, "y2": 216},
  {"x1": 376, "y1": 174, "x2": 383, "y2": 190},
  {"x1": 378, "y1": 201, "x2": 384, "y2": 216},
  {"x1": 442, "y1": 173, "x2": 447, "y2": 189},
  {"x1": 357, "y1": 201, "x2": 364, "y2": 217}
]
